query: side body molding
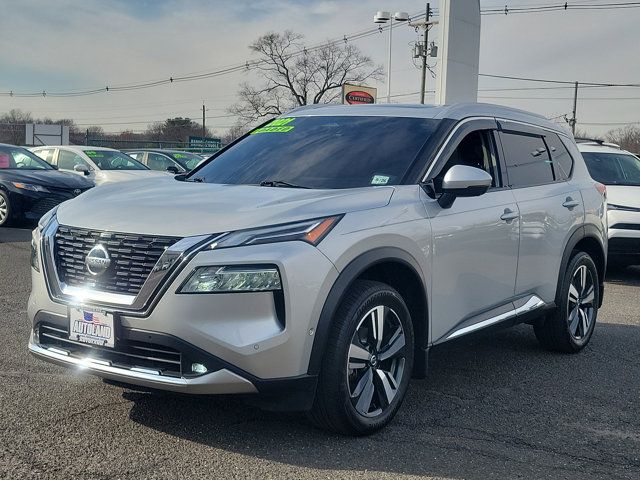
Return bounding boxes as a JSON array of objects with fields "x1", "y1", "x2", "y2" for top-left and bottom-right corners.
[{"x1": 307, "y1": 247, "x2": 429, "y2": 377}]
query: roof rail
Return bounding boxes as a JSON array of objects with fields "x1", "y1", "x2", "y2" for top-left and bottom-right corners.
[{"x1": 574, "y1": 137, "x2": 620, "y2": 149}]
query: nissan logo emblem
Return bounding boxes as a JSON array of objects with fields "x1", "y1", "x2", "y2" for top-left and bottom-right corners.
[{"x1": 85, "y1": 244, "x2": 111, "y2": 276}]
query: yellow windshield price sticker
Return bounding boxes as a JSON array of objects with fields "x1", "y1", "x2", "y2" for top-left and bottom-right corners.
[{"x1": 251, "y1": 117, "x2": 295, "y2": 134}]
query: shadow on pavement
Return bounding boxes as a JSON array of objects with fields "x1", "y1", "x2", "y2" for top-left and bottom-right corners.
[
  {"x1": 125, "y1": 323, "x2": 640, "y2": 479},
  {"x1": 606, "y1": 264, "x2": 640, "y2": 286},
  {"x1": 0, "y1": 225, "x2": 34, "y2": 243}
]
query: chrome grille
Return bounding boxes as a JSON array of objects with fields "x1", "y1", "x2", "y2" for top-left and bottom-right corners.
[{"x1": 54, "y1": 225, "x2": 180, "y2": 295}]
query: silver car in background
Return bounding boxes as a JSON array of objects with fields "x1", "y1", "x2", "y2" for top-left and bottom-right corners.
[
  {"x1": 31, "y1": 146, "x2": 167, "y2": 186},
  {"x1": 28, "y1": 103, "x2": 607, "y2": 435}
]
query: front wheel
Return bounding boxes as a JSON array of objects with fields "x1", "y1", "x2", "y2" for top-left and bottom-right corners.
[
  {"x1": 308, "y1": 280, "x2": 414, "y2": 435},
  {"x1": 534, "y1": 251, "x2": 599, "y2": 352},
  {"x1": 0, "y1": 190, "x2": 11, "y2": 227}
]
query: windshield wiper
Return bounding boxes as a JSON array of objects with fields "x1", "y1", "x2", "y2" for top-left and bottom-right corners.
[{"x1": 259, "y1": 180, "x2": 310, "y2": 189}]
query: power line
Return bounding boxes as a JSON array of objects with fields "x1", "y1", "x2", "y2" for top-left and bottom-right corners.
[{"x1": 2, "y1": 1, "x2": 639, "y2": 99}]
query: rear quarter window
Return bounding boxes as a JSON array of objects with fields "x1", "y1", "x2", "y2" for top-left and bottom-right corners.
[{"x1": 545, "y1": 134, "x2": 574, "y2": 181}]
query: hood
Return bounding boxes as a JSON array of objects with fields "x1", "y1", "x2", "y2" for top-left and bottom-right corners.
[
  {"x1": 56, "y1": 178, "x2": 394, "y2": 236},
  {"x1": 97, "y1": 170, "x2": 168, "y2": 184},
  {"x1": 607, "y1": 185, "x2": 640, "y2": 209},
  {"x1": 1, "y1": 169, "x2": 94, "y2": 189}
]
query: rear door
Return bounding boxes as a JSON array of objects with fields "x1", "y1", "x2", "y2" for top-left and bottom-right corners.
[{"x1": 497, "y1": 121, "x2": 583, "y2": 304}]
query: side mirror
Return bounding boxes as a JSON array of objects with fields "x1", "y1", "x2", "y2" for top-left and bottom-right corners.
[
  {"x1": 74, "y1": 164, "x2": 90, "y2": 176},
  {"x1": 166, "y1": 165, "x2": 180, "y2": 174},
  {"x1": 438, "y1": 165, "x2": 492, "y2": 209}
]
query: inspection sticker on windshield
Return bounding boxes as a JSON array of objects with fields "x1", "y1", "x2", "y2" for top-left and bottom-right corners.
[
  {"x1": 371, "y1": 175, "x2": 390, "y2": 185},
  {"x1": 251, "y1": 117, "x2": 295, "y2": 134},
  {"x1": 69, "y1": 307, "x2": 115, "y2": 348},
  {"x1": 84, "y1": 150, "x2": 104, "y2": 158}
]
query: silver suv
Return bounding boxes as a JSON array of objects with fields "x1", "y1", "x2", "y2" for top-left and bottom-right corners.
[{"x1": 28, "y1": 103, "x2": 607, "y2": 435}]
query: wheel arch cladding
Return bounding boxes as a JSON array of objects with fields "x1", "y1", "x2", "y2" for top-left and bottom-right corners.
[
  {"x1": 308, "y1": 247, "x2": 429, "y2": 379},
  {"x1": 558, "y1": 226, "x2": 606, "y2": 308}
]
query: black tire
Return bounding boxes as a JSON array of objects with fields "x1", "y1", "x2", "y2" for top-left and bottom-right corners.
[
  {"x1": 0, "y1": 190, "x2": 12, "y2": 227},
  {"x1": 308, "y1": 280, "x2": 414, "y2": 435},
  {"x1": 534, "y1": 251, "x2": 599, "y2": 353}
]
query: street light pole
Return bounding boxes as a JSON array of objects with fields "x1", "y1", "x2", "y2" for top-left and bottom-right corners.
[
  {"x1": 374, "y1": 11, "x2": 408, "y2": 104},
  {"x1": 202, "y1": 102, "x2": 206, "y2": 153}
]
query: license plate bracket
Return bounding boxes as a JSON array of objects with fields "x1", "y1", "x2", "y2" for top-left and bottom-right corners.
[{"x1": 69, "y1": 307, "x2": 115, "y2": 348}]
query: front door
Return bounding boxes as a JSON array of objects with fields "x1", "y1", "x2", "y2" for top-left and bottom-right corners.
[{"x1": 423, "y1": 128, "x2": 520, "y2": 343}]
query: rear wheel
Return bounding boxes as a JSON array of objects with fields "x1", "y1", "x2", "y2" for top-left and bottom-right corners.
[
  {"x1": 0, "y1": 190, "x2": 11, "y2": 227},
  {"x1": 534, "y1": 251, "x2": 599, "y2": 352},
  {"x1": 308, "y1": 280, "x2": 414, "y2": 435}
]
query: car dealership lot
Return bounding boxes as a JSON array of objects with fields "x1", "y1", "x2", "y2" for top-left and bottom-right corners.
[{"x1": 0, "y1": 227, "x2": 638, "y2": 480}]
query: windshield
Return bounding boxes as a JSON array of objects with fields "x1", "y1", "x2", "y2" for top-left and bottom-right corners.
[
  {"x1": 170, "y1": 152, "x2": 204, "y2": 170},
  {"x1": 83, "y1": 150, "x2": 148, "y2": 170},
  {"x1": 0, "y1": 145, "x2": 53, "y2": 170},
  {"x1": 582, "y1": 151, "x2": 640, "y2": 186},
  {"x1": 193, "y1": 116, "x2": 440, "y2": 189}
]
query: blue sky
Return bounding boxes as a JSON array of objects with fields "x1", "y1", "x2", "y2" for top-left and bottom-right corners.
[{"x1": 1, "y1": 0, "x2": 639, "y2": 134}]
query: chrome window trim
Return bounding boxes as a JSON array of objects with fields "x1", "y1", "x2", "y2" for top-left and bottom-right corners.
[{"x1": 41, "y1": 218, "x2": 223, "y2": 316}]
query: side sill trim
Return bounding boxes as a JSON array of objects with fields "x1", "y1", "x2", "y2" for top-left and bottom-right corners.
[{"x1": 446, "y1": 295, "x2": 545, "y2": 340}]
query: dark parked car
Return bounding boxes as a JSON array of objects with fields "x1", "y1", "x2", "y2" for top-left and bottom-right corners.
[
  {"x1": 124, "y1": 149, "x2": 204, "y2": 173},
  {"x1": 0, "y1": 144, "x2": 94, "y2": 227}
]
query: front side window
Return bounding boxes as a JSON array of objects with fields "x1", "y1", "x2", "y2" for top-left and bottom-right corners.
[
  {"x1": 193, "y1": 116, "x2": 440, "y2": 189},
  {"x1": 82, "y1": 150, "x2": 148, "y2": 170},
  {"x1": 147, "y1": 153, "x2": 178, "y2": 171},
  {"x1": 501, "y1": 132, "x2": 554, "y2": 188},
  {"x1": 0, "y1": 146, "x2": 52, "y2": 170},
  {"x1": 58, "y1": 150, "x2": 90, "y2": 171},
  {"x1": 437, "y1": 130, "x2": 501, "y2": 188},
  {"x1": 582, "y1": 151, "x2": 640, "y2": 186}
]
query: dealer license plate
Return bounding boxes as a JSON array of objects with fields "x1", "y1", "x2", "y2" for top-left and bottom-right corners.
[{"x1": 69, "y1": 307, "x2": 115, "y2": 348}]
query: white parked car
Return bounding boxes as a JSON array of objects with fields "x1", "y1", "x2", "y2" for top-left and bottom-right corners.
[
  {"x1": 31, "y1": 146, "x2": 167, "y2": 186},
  {"x1": 577, "y1": 139, "x2": 640, "y2": 266}
]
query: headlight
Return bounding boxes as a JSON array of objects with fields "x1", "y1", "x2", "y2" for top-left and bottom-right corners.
[
  {"x1": 12, "y1": 182, "x2": 49, "y2": 193},
  {"x1": 30, "y1": 239, "x2": 40, "y2": 272},
  {"x1": 37, "y1": 206, "x2": 58, "y2": 233},
  {"x1": 608, "y1": 203, "x2": 640, "y2": 212},
  {"x1": 209, "y1": 216, "x2": 342, "y2": 250},
  {"x1": 179, "y1": 266, "x2": 282, "y2": 293}
]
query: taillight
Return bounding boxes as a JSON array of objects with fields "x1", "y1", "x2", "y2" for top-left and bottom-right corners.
[{"x1": 595, "y1": 182, "x2": 607, "y2": 200}]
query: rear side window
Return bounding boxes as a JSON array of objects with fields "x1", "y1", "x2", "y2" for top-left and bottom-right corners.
[
  {"x1": 34, "y1": 149, "x2": 54, "y2": 163},
  {"x1": 501, "y1": 132, "x2": 554, "y2": 188},
  {"x1": 545, "y1": 134, "x2": 573, "y2": 180}
]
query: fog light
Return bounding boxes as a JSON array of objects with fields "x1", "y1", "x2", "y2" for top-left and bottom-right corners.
[
  {"x1": 179, "y1": 266, "x2": 282, "y2": 293},
  {"x1": 191, "y1": 363, "x2": 208, "y2": 374}
]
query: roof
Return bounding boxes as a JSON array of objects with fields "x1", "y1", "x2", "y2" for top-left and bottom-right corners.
[
  {"x1": 577, "y1": 142, "x2": 635, "y2": 155},
  {"x1": 30, "y1": 145, "x2": 118, "y2": 152},
  {"x1": 286, "y1": 102, "x2": 566, "y2": 134}
]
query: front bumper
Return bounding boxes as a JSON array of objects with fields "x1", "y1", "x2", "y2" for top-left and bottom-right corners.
[
  {"x1": 607, "y1": 209, "x2": 640, "y2": 263},
  {"x1": 28, "y1": 231, "x2": 339, "y2": 402},
  {"x1": 8, "y1": 188, "x2": 76, "y2": 221}
]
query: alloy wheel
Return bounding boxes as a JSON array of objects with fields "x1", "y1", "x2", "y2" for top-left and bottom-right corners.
[
  {"x1": 567, "y1": 265, "x2": 595, "y2": 340},
  {"x1": 347, "y1": 305, "x2": 406, "y2": 417},
  {"x1": 0, "y1": 195, "x2": 7, "y2": 224}
]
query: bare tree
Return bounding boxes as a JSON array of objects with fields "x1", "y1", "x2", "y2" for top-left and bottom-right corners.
[
  {"x1": 230, "y1": 31, "x2": 383, "y2": 124},
  {"x1": 0, "y1": 109, "x2": 33, "y2": 145},
  {"x1": 606, "y1": 125, "x2": 640, "y2": 153}
]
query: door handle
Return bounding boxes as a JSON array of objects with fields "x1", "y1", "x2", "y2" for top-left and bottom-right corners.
[
  {"x1": 500, "y1": 208, "x2": 519, "y2": 222},
  {"x1": 562, "y1": 197, "x2": 580, "y2": 209}
]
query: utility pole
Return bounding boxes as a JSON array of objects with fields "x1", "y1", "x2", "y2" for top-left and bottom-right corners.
[
  {"x1": 420, "y1": 3, "x2": 431, "y2": 104},
  {"x1": 570, "y1": 81, "x2": 578, "y2": 135},
  {"x1": 202, "y1": 102, "x2": 206, "y2": 153}
]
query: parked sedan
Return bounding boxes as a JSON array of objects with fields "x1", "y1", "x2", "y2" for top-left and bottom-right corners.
[
  {"x1": 31, "y1": 146, "x2": 167, "y2": 186},
  {"x1": 0, "y1": 143, "x2": 93, "y2": 227},
  {"x1": 125, "y1": 149, "x2": 205, "y2": 173}
]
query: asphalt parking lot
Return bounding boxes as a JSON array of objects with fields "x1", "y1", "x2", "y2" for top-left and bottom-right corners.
[{"x1": 0, "y1": 226, "x2": 638, "y2": 480}]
